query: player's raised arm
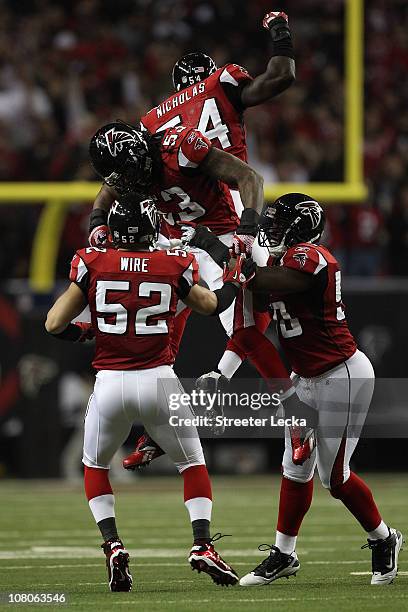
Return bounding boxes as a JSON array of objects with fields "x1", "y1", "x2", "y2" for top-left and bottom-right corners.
[
  {"x1": 200, "y1": 146, "x2": 264, "y2": 255},
  {"x1": 240, "y1": 12, "x2": 295, "y2": 108}
]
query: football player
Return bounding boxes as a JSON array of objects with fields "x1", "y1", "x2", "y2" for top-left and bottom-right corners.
[
  {"x1": 222, "y1": 193, "x2": 402, "y2": 587},
  {"x1": 89, "y1": 11, "x2": 298, "y2": 469},
  {"x1": 45, "y1": 196, "x2": 256, "y2": 591},
  {"x1": 89, "y1": 119, "x2": 310, "y2": 469},
  {"x1": 184, "y1": 194, "x2": 403, "y2": 586}
]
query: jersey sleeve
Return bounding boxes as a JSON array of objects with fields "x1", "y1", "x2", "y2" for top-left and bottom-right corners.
[
  {"x1": 69, "y1": 250, "x2": 90, "y2": 294},
  {"x1": 176, "y1": 253, "x2": 199, "y2": 299},
  {"x1": 282, "y1": 245, "x2": 328, "y2": 276},
  {"x1": 219, "y1": 63, "x2": 253, "y2": 111},
  {"x1": 178, "y1": 128, "x2": 211, "y2": 170}
]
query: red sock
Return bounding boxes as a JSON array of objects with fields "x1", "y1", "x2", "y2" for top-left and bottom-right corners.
[
  {"x1": 182, "y1": 465, "x2": 212, "y2": 502},
  {"x1": 277, "y1": 476, "x2": 314, "y2": 536},
  {"x1": 330, "y1": 471, "x2": 382, "y2": 532},
  {"x1": 84, "y1": 466, "x2": 113, "y2": 501},
  {"x1": 170, "y1": 308, "x2": 191, "y2": 361},
  {"x1": 232, "y1": 327, "x2": 291, "y2": 392},
  {"x1": 225, "y1": 337, "x2": 246, "y2": 361}
]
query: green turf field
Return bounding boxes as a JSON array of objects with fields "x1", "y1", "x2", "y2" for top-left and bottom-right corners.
[{"x1": 0, "y1": 474, "x2": 406, "y2": 611}]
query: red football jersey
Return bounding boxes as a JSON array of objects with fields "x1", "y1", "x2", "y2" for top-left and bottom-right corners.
[
  {"x1": 151, "y1": 124, "x2": 239, "y2": 238},
  {"x1": 69, "y1": 246, "x2": 198, "y2": 371},
  {"x1": 141, "y1": 64, "x2": 252, "y2": 162},
  {"x1": 269, "y1": 244, "x2": 357, "y2": 377}
]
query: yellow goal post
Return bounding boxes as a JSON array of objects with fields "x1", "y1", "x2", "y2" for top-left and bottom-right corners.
[{"x1": 0, "y1": 0, "x2": 365, "y2": 293}]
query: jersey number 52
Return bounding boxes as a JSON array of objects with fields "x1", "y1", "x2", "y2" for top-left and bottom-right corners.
[{"x1": 95, "y1": 280, "x2": 171, "y2": 335}]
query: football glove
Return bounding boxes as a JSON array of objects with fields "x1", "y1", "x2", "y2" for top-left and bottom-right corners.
[
  {"x1": 232, "y1": 208, "x2": 260, "y2": 256},
  {"x1": 223, "y1": 255, "x2": 256, "y2": 288},
  {"x1": 74, "y1": 322, "x2": 95, "y2": 343},
  {"x1": 180, "y1": 221, "x2": 197, "y2": 246},
  {"x1": 89, "y1": 225, "x2": 110, "y2": 247},
  {"x1": 262, "y1": 11, "x2": 289, "y2": 30},
  {"x1": 180, "y1": 224, "x2": 231, "y2": 268},
  {"x1": 89, "y1": 209, "x2": 110, "y2": 247}
]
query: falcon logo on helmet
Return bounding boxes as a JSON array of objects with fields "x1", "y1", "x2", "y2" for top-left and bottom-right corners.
[
  {"x1": 258, "y1": 193, "x2": 326, "y2": 257},
  {"x1": 295, "y1": 201, "x2": 322, "y2": 229},
  {"x1": 105, "y1": 128, "x2": 136, "y2": 158},
  {"x1": 89, "y1": 122, "x2": 154, "y2": 194}
]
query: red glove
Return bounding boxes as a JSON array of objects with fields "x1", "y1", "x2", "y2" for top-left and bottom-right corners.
[
  {"x1": 263, "y1": 11, "x2": 288, "y2": 30},
  {"x1": 231, "y1": 234, "x2": 255, "y2": 257},
  {"x1": 89, "y1": 224, "x2": 110, "y2": 247},
  {"x1": 223, "y1": 255, "x2": 256, "y2": 288},
  {"x1": 232, "y1": 208, "x2": 259, "y2": 256},
  {"x1": 74, "y1": 322, "x2": 95, "y2": 343}
]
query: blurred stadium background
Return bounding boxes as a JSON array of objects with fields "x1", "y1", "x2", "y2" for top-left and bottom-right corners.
[{"x1": 0, "y1": 0, "x2": 408, "y2": 480}]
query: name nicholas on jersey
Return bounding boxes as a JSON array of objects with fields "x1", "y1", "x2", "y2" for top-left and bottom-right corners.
[
  {"x1": 156, "y1": 82, "x2": 206, "y2": 119},
  {"x1": 120, "y1": 257, "x2": 149, "y2": 272}
]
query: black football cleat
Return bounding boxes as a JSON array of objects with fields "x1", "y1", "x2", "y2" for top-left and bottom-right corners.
[
  {"x1": 101, "y1": 538, "x2": 132, "y2": 592},
  {"x1": 189, "y1": 533, "x2": 238, "y2": 586},
  {"x1": 240, "y1": 544, "x2": 300, "y2": 586},
  {"x1": 195, "y1": 371, "x2": 229, "y2": 435},
  {"x1": 362, "y1": 527, "x2": 404, "y2": 585},
  {"x1": 123, "y1": 432, "x2": 164, "y2": 470}
]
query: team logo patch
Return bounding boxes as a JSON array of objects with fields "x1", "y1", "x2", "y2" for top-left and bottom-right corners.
[
  {"x1": 293, "y1": 252, "x2": 308, "y2": 267},
  {"x1": 104, "y1": 128, "x2": 135, "y2": 157},
  {"x1": 187, "y1": 131, "x2": 197, "y2": 144},
  {"x1": 194, "y1": 137, "x2": 208, "y2": 151},
  {"x1": 295, "y1": 201, "x2": 322, "y2": 229}
]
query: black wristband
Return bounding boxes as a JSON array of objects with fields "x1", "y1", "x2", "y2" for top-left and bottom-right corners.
[
  {"x1": 191, "y1": 229, "x2": 231, "y2": 267},
  {"x1": 89, "y1": 209, "x2": 108, "y2": 233},
  {"x1": 237, "y1": 208, "x2": 260, "y2": 236},
  {"x1": 51, "y1": 323, "x2": 82, "y2": 342},
  {"x1": 212, "y1": 282, "x2": 240, "y2": 316},
  {"x1": 269, "y1": 17, "x2": 294, "y2": 59}
]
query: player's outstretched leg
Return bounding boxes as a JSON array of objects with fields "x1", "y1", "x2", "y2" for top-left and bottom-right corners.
[
  {"x1": 84, "y1": 466, "x2": 132, "y2": 592},
  {"x1": 182, "y1": 464, "x2": 238, "y2": 586}
]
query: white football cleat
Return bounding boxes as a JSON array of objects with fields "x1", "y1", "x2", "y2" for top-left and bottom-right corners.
[
  {"x1": 240, "y1": 545, "x2": 300, "y2": 586},
  {"x1": 362, "y1": 527, "x2": 404, "y2": 585}
]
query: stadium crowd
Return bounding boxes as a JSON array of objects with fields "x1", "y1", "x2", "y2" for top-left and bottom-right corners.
[{"x1": 0, "y1": 0, "x2": 407, "y2": 279}]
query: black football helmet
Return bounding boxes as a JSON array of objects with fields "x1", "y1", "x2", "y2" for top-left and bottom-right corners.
[
  {"x1": 172, "y1": 52, "x2": 217, "y2": 92},
  {"x1": 89, "y1": 122, "x2": 153, "y2": 195},
  {"x1": 108, "y1": 195, "x2": 160, "y2": 247},
  {"x1": 258, "y1": 193, "x2": 325, "y2": 256}
]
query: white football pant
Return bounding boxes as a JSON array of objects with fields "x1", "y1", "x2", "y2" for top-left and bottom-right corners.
[
  {"x1": 82, "y1": 366, "x2": 205, "y2": 473},
  {"x1": 282, "y1": 349, "x2": 375, "y2": 489}
]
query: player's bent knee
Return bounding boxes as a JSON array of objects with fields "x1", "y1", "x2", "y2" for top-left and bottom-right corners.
[
  {"x1": 282, "y1": 468, "x2": 314, "y2": 484},
  {"x1": 176, "y1": 457, "x2": 206, "y2": 474},
  {"x1": 82, "y1": 455, "x2": 110, "y2": 471}
]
